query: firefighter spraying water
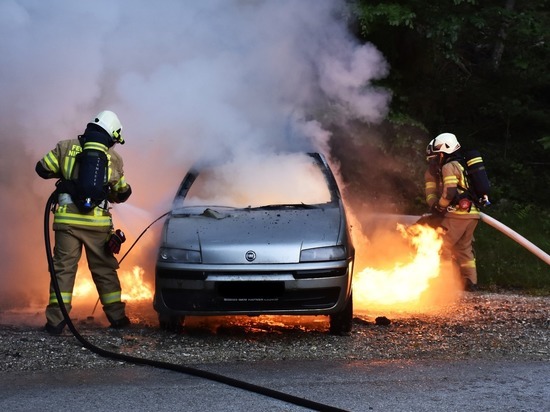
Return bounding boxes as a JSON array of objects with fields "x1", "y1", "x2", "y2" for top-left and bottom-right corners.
[
  {"x1": 354, "y1": 131, "x2": 549, "y2": 316},
  {"x1": 421, "y1": 132, "x2": 490, "y2": 292}
]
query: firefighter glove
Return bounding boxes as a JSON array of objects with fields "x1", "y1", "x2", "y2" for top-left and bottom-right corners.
[
  {"x1": 106, "y1": 229, "x2": 126, "y2": 254},
  {"x1": 417, "y1": 214, "x2": 444, "y2": 229},
  {"x1": 430, "y1": 202, "x2": 447, "y2": 216}
]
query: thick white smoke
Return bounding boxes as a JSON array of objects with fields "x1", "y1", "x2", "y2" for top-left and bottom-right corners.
[{"x1": 0, "y1": 0, "x2": 390, "y2": 308}]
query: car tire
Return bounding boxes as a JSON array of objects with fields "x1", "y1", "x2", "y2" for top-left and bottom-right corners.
[
  {"x1": 159, "y1": 314, "x2": 185, "y2": 333},
  {"x1": 329, "y1": 293, "x2": 353, "y2": 336}
]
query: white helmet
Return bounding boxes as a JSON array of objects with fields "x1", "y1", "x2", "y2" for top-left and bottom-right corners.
[
  {"x1": 431, "y1": 132, "x2": 460, "y2": 154},
  {"x1": 91, "y1": 110, "x2": 124, "y2": 144}
]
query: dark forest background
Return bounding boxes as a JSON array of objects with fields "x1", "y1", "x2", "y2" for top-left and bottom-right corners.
[{"x1": 334, "y1": 1, "x2": 549, "y2": 290}]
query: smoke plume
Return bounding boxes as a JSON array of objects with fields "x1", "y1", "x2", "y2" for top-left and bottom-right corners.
[{"x1": 0, "y1": 0, "x2": 390, "y2": 308}]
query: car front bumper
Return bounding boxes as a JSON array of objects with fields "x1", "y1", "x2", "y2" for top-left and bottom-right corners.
[{"x1": 153, "y1": 260, "x2": 353, "y2": 316}]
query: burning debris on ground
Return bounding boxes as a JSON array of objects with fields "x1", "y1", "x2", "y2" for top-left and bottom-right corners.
[{"x1": 1, "y1": 292, "x2": 548, "y2": 373}]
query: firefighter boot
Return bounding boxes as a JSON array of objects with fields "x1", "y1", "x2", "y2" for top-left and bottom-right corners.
[
  {"x1": 464, "y1": 279, "x2": 478, "y2": 292},
  {"x1": 104, "y1": 301, "x2": 130, "y2": 328},
  {"x1": 108, "y1": 316, "x2": 131, "y2": 329},
  {"x1": 44, "y1": 320, "x2": 66, "y2": 335}
]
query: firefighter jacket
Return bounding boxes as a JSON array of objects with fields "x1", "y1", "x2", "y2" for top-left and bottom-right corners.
[
  {"x1": 424, "y1": 159, "x2": 480, "y2": 219},
  {"x1": 36, "y1": 138, "x2": 131, "y2": 231}
]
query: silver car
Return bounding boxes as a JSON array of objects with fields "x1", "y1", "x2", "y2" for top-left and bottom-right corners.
[{"x1": 153, "y1": 152, "x2": 354, "y2": 335}]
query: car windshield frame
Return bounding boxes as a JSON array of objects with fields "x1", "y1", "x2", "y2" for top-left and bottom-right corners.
[{"x1": 170, "y1": 152, "x2": 341, "y2": 211}]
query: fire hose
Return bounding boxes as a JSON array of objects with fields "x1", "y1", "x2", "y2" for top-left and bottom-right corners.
[
  {"x1": 479, "y1": 212, "x2": 550, "y2": 266},
  {"x1": 44, "y1": 191, "x2": 347, "y2": 412},
  {"x1": 416, "y1": 211, "x2": 550, "y2": 266}
]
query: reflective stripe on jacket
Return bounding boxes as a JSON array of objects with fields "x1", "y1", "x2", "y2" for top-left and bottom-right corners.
[
  {"x1": 425, "y1": 160, "x2": 480, "y2": 219},
  {"x1": 54, "y1": 204, "x2": 113, "y2": 227},
  {"x1": 38, "y1": 138, "x2": 130, "y2": 229}
]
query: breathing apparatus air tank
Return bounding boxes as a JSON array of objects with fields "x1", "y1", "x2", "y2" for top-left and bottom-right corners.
[
  {"x1": 75, "y1": 139, "x2": 109, "y2": 212},
  {"x1": 464, "y1": 150, "x2": 491, "y2": 206}
]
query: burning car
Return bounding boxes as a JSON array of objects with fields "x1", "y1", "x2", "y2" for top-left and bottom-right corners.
[{"x1": 153, "y1": 152, "x2": 354, "y2": 335}]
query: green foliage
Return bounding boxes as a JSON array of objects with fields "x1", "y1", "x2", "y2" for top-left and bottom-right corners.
[
  {"x1": 351, "y1": 0, "x2": 550, "y2": 137},
  {"x1": 539, "y1": 136, "x2": 550, "y2": 150},
  {"x1": 475, "y1": 203, "x2": 550, "y2": 291},
  {"x1": 351, "y1": 3, "x2": 416, "y2": 33}
]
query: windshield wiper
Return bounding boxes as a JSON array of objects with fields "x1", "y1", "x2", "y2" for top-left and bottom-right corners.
[{"x1": 252, "y1": 203, "x2": 318, "y2": 210}]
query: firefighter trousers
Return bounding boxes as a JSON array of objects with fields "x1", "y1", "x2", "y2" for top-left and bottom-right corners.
[
  {"x1": 46, "y1": 226, "x2": 127, "y2": 327},
  {"x1": 440, "y1": 217, "x2": 479, "y2": 284}
]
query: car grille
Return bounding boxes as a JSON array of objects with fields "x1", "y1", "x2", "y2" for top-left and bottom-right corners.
[
  {"x1": 160, "y1": 286, "x2": 341, "y2": 312},
  {"x1": 156, "y1": 267, "x2": 347, "y2": 280},
  {"x1": 157, "y1": 268, "x2": 207, "y2": 280}
]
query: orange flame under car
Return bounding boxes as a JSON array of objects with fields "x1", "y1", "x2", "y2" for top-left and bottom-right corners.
[{"x1": 73, "y1": 265, "x2": 153, "y2": 303}]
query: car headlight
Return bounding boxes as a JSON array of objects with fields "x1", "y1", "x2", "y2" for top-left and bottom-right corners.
[
  {"x1": 300, "y1": 246, "x2": 347, "y2": 262},
  {"x1": 159, "y1": 247, "x2": 202, "y2": 263}
]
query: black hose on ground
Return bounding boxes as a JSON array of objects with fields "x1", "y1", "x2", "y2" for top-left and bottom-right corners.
[{"x1": 44, "y1": 191, "x2": 348, "y2": 412}]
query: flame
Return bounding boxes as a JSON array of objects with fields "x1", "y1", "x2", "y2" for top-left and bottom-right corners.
[
  {"x1": 120, "y1": 266, "x2": 154, "y2": 301},
  {"x1": 353, "y1": 223, "x2": 454, "y2": 313},
  {"x1": 73, "y1": 265, "x2": 153, "y2": 303},
  {"x1": 73, "y1": 277, "x2": 95, "y2": 298}
]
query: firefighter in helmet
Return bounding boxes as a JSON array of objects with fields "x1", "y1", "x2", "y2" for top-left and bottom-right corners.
[
  {"x1": 36, "y1": 110, "x2": 132, "y2": 334},
  {"x1": 424, "y1": 132, "x2": 480, "y2": 291}
]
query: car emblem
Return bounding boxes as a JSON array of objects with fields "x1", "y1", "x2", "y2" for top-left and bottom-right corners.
[{"x1": 245, "y1": 250, "x2": 256, "y2": 262}]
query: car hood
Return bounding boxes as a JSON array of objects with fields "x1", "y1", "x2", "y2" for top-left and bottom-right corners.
[{"x1": 163, "y1": 206, "x2": 344, "y2": 264}]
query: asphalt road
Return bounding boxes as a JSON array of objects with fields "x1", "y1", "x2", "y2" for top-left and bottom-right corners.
[{"x1": 2, "y1": 358, "x2": 549, "y2": 411}]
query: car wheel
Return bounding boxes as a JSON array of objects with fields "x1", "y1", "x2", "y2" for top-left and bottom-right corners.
[
  {"x1": 158, "y1": 314, "x2": 185, "y2": 333},
  {"x1": 329, "y1": 293, "x2": 353, "y2": 336}
]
